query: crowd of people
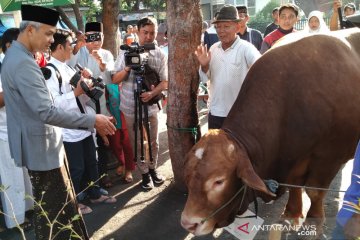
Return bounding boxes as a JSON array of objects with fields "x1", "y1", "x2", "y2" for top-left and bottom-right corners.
[{"x1": 0, "y1": 0, "x2": 359, "y2": 239}]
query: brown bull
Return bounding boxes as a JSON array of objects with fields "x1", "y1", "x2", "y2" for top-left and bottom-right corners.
[{"x1": 181, "y1": 28, "x2": 360, "y2": 236}]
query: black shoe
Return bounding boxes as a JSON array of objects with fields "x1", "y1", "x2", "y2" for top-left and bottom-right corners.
[
  {"x1": 149, "y1": 169, "x2": 165, "y2": 184},
  {"x1": 141, "y1": 173, "x2": 154, "y2": 190}
]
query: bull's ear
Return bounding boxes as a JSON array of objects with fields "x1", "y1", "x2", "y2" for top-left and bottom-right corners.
[{"x1": 237, "y1": 158, "x2": 276, "y2": 197}]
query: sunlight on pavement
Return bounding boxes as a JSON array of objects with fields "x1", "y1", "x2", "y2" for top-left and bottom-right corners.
[{"x1": 337, "y1": 159, "x2": 354, "y2": 211}]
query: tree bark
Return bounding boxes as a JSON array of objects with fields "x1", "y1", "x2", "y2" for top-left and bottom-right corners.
[
  {"x1": 55, "y1": 6, "x2": 78, "y2": 32},
  {"x1": 102, "y1": 0, "x2": 120, "y2": 58},
  {"x1": 167, "y1": 0, "x2": 202, "y2": 191},
  {"x1": 72, "y1": 0, "x2": 84, "y2": 32}
]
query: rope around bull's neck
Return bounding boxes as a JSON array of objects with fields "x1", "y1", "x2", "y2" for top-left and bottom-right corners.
[{"x1": 200, "y1": 185, "x2": 247, "y2": 224}]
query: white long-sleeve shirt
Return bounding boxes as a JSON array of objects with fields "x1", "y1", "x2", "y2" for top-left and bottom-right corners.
[{"x1": 45, "y1": 57, "x2": 94, "y2": 142}]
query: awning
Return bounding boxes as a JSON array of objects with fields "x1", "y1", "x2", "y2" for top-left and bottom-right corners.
[
  {"x1": 0, "y1": 0, "x2": 74, "y2": 12},
  {"x1": 0, "y1": 19, "x2": 7, "y2": 36}
]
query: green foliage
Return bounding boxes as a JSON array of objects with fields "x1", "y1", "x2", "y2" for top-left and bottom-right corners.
[
  {"x1": 248, "y1": 0, "x2": 280, "y2": 33},
  {"x1": 142, "y1": 0, "x2": 166, "y2": 11},
  {"x1": 80, "y1": 0, "x2": 101, "y2": 22},
  {"x1": 120, "y1": 0, "x2": 166, "y2": 11}
]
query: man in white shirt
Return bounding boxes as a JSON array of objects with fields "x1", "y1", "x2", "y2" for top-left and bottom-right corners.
[
  {"x1": 68, "y1": 22, "x2": 115, "y2": 188},
  {"x1": 45, "y1": 29, "x2": 116, "y2": 215},
  {"x1": 196, "y1": 4, "x2": 261, "y2": 129}
]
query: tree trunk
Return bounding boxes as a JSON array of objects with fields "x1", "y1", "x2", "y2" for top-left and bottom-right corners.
[
  {"x1": 55, "y1": 6, "x2": 78, "y2": 32},
  {"x1": 102, "y1": 0, "x2": 120, "y2": 58},
  {"x1": 72, "y1": 0, "x2": 84, "y2": 32},
  {"x1": 167, "y1": 0, "x2": 202, "y2": 192}
]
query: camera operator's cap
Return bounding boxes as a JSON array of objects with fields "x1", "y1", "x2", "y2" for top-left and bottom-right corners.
[
  {"x1": 21, "y1": 4, "x2": 59, "y2": 27},
  {"x1": 85, "y1": 22, "x2": 103, "y2": 33},
  {"x1": 212, "y1": 4, "x2": 241, "y2": 24},
  {"x1": 344, "y1": 3, "x2": 356, "y2": 11}
]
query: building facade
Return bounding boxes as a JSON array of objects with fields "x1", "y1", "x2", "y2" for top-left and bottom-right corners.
[{"x1": 200, "y1": 0, "x2": 274, "y2": 20}]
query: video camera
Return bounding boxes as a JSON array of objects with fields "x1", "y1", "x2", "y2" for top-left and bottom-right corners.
[
  {"x1": 69, "y1": 64, "x2": 105, "y2": 102},
  {"x1": 86, "y1": 32, "x2": 102, "y2": 43},
  {"x1": 120, "y1": 42, "x2": 155, "y2": 70}
]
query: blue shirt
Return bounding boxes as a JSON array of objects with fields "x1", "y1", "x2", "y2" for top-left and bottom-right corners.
[{"x1": 337, "y1": 140, "x2": 360, "y2": 226}]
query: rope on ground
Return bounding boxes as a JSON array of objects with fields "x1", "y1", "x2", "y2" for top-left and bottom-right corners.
[{"x1": 166, "y1": 124, "x2": 199, "y2": 142}]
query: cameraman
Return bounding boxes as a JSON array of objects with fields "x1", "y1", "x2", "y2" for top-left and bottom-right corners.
[
  {"x1": 112, "y1": 17, "x2": 168, "y2": 190},
  {"x1": 68, "y1": 22, "x2": 115, "y2": 188},
  {"x1": 45, "y1": 29, "x2": 116, "y2": 214},
  {"x1": 330, "y1": 0, "x2": 356, "y2": 30}
]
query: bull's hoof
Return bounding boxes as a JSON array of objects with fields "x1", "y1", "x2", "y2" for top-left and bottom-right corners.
[{"x1": 280, "y1": 213, "x2": 304, "y2": 226}]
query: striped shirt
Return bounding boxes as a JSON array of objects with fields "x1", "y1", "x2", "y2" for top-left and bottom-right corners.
[{"x1": 113, "y1": 46, "x2": 168, "y2": 116}]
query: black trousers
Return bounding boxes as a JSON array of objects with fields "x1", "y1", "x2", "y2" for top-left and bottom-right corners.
[
  {"x1": 97, "y1": 135, "x2": 109, "y2": 178},
  {"x1": 64, "y1": 135, "x2": 101, "y2": 200},
  {"x1": 28, "y1": 166, "x2": 89, "y2": 240},
  {"x1": 208, "y1": 112, "x2": 226, "y2": 129}
]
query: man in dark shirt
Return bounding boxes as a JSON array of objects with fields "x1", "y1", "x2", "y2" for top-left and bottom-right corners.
[
  {"x1": 236, "y1": 5, "x2": 263, "y2": 51},
  {"x1": 203, "y1": 12, "x2": 219, "y2": 48},
  {"x1": 264, "y1": 7, "x2": 279, "y2": 37},
  {"x1": 260, "y1": 3, "x2": 298, "y2": 54}
]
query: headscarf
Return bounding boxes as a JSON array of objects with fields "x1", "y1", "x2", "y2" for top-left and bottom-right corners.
[{"x1": 304, "y1": 10, "x2": 329, "y2": 33}]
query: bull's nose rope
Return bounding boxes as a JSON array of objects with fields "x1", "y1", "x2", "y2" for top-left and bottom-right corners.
[
  {"x1": 200, "y1": 185, "x2": 247, "y2": 224},
  {"x1": 264, "y1": 179, "x2": 346, "y2": 193}
]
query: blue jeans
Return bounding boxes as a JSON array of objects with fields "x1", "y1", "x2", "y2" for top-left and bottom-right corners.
[{"x1": 332, "y1": 222, "x2": 346, "y2": 240}]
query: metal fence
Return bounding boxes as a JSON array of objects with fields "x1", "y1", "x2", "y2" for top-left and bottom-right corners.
[{"x1": 294, "y1": 17, "x2": 331, "y2": 30}]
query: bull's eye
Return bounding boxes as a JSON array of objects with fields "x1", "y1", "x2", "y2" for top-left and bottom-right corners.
[{"x1": 215, "y1": 180, "x2": 224, "y2": 185}]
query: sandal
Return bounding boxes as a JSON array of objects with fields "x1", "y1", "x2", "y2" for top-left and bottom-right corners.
[
  {"x1": 90, "y1": 195, "x2": 117, "y2": 204},
  {"x1": 116, "y1": 166, "x2": 125, "y2": 176},
  {"x1": 79, "y1": 203, "x2": 92, "y2": 215},
  {"x1": 124, "y1": 170, "x2": 133, "y2": 183},
  {"x1": 101, "y1": 176, "x2": 113, "y2": 188}
]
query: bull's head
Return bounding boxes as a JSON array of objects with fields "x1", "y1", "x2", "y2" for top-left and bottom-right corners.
[{"x1": 181, "y1": 129, "x2": 275, "y2": 235}]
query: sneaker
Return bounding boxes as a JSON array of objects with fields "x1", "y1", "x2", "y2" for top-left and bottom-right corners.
[
  {"x1": 149, "y1": 169, "x2": 165, "y2": 184},
  {"x1": 141, "y1": 173, "x2": 154, "y2": 190}
]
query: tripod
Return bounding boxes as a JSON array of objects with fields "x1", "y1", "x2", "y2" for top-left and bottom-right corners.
[{"x1": 133, "y1": 69, "x2": 154, "y2": 164}]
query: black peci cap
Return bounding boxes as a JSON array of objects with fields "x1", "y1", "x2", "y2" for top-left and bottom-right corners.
[
  {"x1": 21, "y1": 5, "x2": 59, "y2": 26},
  {"x1": 85, "y1": 22, "x2": 103, "y2": 33}
]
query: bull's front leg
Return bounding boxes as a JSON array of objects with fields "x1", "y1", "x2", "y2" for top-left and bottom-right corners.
[{"x1": 281, "y1": 187, "x2": 304, "y2": 225}]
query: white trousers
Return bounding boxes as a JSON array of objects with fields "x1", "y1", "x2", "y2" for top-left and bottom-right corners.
[{"x1": 0, "y1": 138, "x2": 33, "y2": 228}]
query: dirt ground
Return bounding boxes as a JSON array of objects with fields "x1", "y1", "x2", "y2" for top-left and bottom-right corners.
[{"x1": 0, "y1": 107, "x2": 352, "y2": 240}]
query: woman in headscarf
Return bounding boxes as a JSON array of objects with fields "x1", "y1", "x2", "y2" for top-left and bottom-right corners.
[{"x1": 305, "y1": 10, "x2": 330, "y2": 33}]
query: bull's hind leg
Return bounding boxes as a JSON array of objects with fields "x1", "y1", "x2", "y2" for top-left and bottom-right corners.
[
  {"x1": 304, "y1": 188, "x2": 326, "y2": 237},
  {"x1": 281, "y1": 187, "x2": 304, "y2": 225}
]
